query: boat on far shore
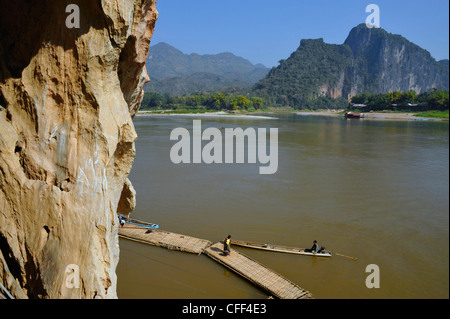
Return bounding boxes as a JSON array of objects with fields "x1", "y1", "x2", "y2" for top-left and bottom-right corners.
[
  {"x1": 345, "y1": 111, "x2": 365, "y2": 119},
  {"x1": 231, "y1": 239, "x2": 332, "y2": 257}
]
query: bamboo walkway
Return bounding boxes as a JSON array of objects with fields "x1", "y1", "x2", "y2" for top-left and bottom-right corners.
[
  {"x1": 119, "y1": 224, "x2": 313, "y2": 299},
  {"x1": 204, "y1": 243, "x2": 312, "y2": 299}
]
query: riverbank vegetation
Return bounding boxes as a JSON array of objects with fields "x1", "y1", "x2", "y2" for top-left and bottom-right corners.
[
  {"x1": 140, "y1": 89, "x2": 449, "y2": 118},
  {"x1": 350, "y1": 89, "x2": 449, "y2": 111},
  {"x1": 414, "y1": 110, "x2": 449, "y2": 119},
  {"x1": 141, "y1": 92, "x2": 266, "y2": 112}
]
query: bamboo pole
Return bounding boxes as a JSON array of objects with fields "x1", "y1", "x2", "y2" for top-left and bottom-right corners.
[{"x1": 333, "y1": 252, "x2": 358, "y2": 261}]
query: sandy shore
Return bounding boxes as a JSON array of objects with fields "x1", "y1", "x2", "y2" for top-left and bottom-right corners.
[
  {"x1": 136, "y1": 110, "x2": 447, "y2": 121},
  {"x1": 135, "y1": 110, "x2": 277, "y2": 119}
]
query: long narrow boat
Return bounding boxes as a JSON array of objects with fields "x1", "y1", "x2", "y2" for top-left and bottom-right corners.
[
  {"x1": 124, "y1": 218, "x2": 159, "y2": 229},
  {"x1": 231, "y1": 239, "x2": 332, "y2": 257}
]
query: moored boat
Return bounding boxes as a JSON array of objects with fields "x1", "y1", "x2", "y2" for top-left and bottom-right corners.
[
  {"x1": 345, "y1": 111, "x2": 365, "y2": 119},
  {"x1": 123, "y1": 216, "x2": 159, "y2": 229},
  {"x1": 231, "y1": 239, "x2": 332, "y2": 257}
]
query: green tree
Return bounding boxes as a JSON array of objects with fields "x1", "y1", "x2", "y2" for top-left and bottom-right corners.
[
  {"x1": 236, "y1": 95, "x2": 250, "y2": 109},
  {"x1": 386, "y1": 91, "x2": 402, "y2": 104},
  {"x1": 251, "y1": 97, "x2": 265, "y2": 109},
  {"x1": 402, "y1": 90, "x2": 417, "y2": 104},
  {"x1": 429, "y1": 89, "x2": 449, "y2": 109},
  {"x1": 141, "y1": 92, "x2": 164, "y2": 109},
  {"x1": 351, "y1": 94, "x2": 365, "y2": 104},
  {"x1": 213, "y1": 93, "x2": 227, "y2": 109},
  {"x1": 227, "y1": 96, "x2": 239, "y2": 110}
]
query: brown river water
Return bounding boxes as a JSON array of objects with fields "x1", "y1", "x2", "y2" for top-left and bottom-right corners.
[{"x1": 116, "y1": 113, "x2": 449, "y2": 299}]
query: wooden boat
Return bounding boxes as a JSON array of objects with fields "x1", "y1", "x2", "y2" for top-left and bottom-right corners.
[
  {"x1": 231, "y1": 239, "x2": 332, "y2": 257},
  {"x1": 124, "y1": 217, "x2": 159, "y2": 229},
  {"x1": 345, "y1": 111, "x2": 365, "y2": 119}
]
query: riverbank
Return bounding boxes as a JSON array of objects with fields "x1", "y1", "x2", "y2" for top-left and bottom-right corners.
[
  {"x1": 136, "y1": 109, "x2": 449, "y2": 121},
  {"x1": 135, "y1": 110, "x2": 277, "y2": 119},
  {"x1": 295, "y1": 110, "x2": 449, "y2": 121}
]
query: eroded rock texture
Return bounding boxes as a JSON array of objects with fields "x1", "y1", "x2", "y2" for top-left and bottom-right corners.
[{"x1": 0, "y1": 0, "x2": 157, "y2": 298}]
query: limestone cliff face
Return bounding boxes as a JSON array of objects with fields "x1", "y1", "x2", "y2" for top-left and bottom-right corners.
[
  {"x1": 0, "y1": 0, "x2": 157, "y2": 298},
  {"x1": 343, "y1": 24, "x2": 449, "y2": 97},
  {"x1": 252, "y1": 24, "x2": 449, "y2": 107}
]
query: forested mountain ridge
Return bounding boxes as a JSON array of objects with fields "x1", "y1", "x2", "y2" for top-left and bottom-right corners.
[
  {"x1": 252, "y1": 24, "x2": 449, "y2": 108},
  {"x1": 143, "y1": 42, "x2": 269, "y2": 95}
]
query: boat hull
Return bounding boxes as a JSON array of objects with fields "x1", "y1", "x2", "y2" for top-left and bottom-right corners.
[
  {"x1": 125, "y1": 218, "x2": 159, "y2": 229},
  {"x1": 231, "y1": 240, "x2": 332, "y2": 257},
  {"x1": 345, "y1": 112, "x2": 365, "y2": 119}
]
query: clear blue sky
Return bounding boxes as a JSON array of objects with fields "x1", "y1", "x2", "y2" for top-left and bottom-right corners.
[{"x1": 150, "y1": 0, "x2": 449, "y2": 67}]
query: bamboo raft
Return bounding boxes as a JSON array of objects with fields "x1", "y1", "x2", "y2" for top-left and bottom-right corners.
[
  {"x1": 118, "y1": 224, "x2": 313, "y2": 299},
  {"x1": 119, "y1": 223, "x2": 212, "y2": 255}
]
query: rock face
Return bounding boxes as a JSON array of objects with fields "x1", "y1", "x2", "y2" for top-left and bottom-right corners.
[
  {"x1": 0, "y1": 0, "x2": 158, "y2": 298},
  {"x1": 252, "y1": 24, "x2": 449, "y2": 107},
  {"x1": 343, "y1": 24, "x2": 449, "y2": 97}
]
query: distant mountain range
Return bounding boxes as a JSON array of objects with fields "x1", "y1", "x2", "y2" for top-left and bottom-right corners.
[
  {"x1": 252, "y1": 24, "x2": 449, "y2": 107},
  {"x1": 144, "y1": 42, "x2": 269, "y2": 95},
  {"x1": 144, "y1": 25, "x2": 449, "y2": 108}
]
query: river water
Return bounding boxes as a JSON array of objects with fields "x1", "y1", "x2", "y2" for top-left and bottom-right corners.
[{"x1": 116, "y1": 113, "x2": 449, "y2": 299}]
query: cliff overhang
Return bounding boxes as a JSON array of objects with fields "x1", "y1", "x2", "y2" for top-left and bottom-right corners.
[{"x1": 0, "y1": 0, "x2": 158, "y2": 298}]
